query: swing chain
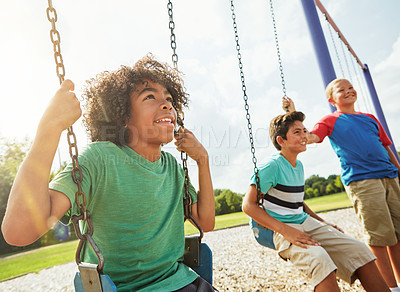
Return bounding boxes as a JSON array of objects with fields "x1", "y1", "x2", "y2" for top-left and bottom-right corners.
[
  {"x1": 167, "y1": 0, "x2": 179, "y2": 69},
  {"x1": 269, "y1": 0, "x2": 287, "y2": 98},
  {"x1": 46, "y1": 0, "x2": 65, "y2": 85},
  {"x1": 230, "y1": 0, "x2": 263, "y2": 206},
  {"x1": 167, "y1": 1, "x2": 194, "y2": 222},
  {"x1": 46, "y1": 0, "x2": 104, "y2": 272}
]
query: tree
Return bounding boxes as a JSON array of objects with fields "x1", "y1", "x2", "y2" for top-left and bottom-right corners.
[
  {"x1": 334, "y1": 175, "x2": 344, "y2": 191},
  {"x1": 304, "y1": 188, "x2": 315, "y2": 199},
  {"x1": 325, "y1": 183, "x2": 335, "y2": 195},
  {"x1": 0, "y1": 138, "x2": 36, "y2": 254},
  {"x1": 0, "y1": 138, "x2": 71, "y2": 255},
  {"x1": 214, "y1": 189, "x2": 243, "y2": 215},
  {"x1": 0, "y1": 137, "x2": 31, "y2": 216}
]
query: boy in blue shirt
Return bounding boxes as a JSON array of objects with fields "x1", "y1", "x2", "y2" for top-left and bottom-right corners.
[
  {"x1": 284, "y1": 78, "x2": 400, "y2": 291},
  {"x1": 2, "y1": 55, "x2": 215, "y2": 291},
  {"x1": 242, "y1": 111, "x2": 389, "y2": 291}
]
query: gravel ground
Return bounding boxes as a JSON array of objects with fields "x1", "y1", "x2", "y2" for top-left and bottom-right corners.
[{"x1": 0, "y1": 208, "x2": 368, "y2": 291}]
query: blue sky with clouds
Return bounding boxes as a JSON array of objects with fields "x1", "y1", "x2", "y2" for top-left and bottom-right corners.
[{"x1": 1, "y1": 0, "x2": 399, "y2": 193}]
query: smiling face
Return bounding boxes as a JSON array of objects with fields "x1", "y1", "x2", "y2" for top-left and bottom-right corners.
[
  {"x1": 126, "y1": 80, "x2": 177, "y2": 148},
  {"x1": 328, "y1": 79, "x2": 357, "y2": 111},
  {"x1": 278, "y1": 120, "x2": 308, "y2": 155}
]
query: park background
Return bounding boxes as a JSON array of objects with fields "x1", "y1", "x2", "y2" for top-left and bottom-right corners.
[{"x1": 0, "y1": 0, "x2": 400, "y2": 281}]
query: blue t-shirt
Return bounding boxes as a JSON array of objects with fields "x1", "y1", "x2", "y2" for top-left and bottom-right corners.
[
  {"x1": 311, "y1": 111, "x2": 397, "y2": 185},
  {"x1": 250, "y1": 154, "x2": 309, "y2": 224}
]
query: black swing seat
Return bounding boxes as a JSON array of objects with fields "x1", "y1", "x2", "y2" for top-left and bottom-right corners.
[
  {"x1": 74, "y1": 240, "x2": 213, "y2": 292},
  {"x1": 184, "y1": 235, "x2": 213, "y2": 285}
]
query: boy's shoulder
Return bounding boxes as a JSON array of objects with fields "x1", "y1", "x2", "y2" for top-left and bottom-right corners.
[
  {"x1": 316, "y1": 111, "x2": 342, "y2": 124},
  {"x1": 161, "y1": 150, "x2": 180, "y2": 165},
  {"x1": 259, "y1": 153, "x2": 296, "y2": 171}
]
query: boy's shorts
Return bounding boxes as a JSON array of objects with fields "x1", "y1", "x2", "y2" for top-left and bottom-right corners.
[
  {"x1": 344, "y1": 177, "x2": 400, "y2": 246},
  {"x1": 273, "y1": 217, "x2": 376, "y2": 288}
]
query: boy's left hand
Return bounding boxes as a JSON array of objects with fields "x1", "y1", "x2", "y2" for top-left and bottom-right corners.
[
  {"x1": 174, "y1": 127, "x2": 208, "y2": 164},
  {"x1": 282, "y1": 97, "x2": 296, "y2": 113}
]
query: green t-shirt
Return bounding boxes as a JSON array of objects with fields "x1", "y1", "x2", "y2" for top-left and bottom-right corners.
[{"x1": 50, "y1": 142, "x2": 199, "y2": 291}]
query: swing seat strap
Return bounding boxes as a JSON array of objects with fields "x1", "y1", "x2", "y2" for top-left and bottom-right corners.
[
  {"x1": 77, "y1": 263, "x2": 103, "y2": 292},
  {"x1": 183, "y1": 237, "x2": 213, "y2": 285},
  {"x1": 74, "y1": 263, "x2": 117, "y2": 292},
  {"x1": 184, "y1": 235, "x2": 201, "y2": 267}
]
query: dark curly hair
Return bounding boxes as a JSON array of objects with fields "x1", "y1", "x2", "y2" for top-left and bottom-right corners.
[
  {"x1": 269, "y1": 111, "x2": 305, "y2": 151},
  {"x1": 82, "y1": 54, "x2": 189, "y2": 145}
]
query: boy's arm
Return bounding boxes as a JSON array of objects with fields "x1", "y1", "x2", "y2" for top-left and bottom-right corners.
[
  {"x1": 282, "y1": 97, "x2": 321, "y2": 144},
  {"x1": 303, "y1": 202, "x2": 343, "y2": 233},
  {"x1": 175, "y1": 128, "x2": 215, "y2": 232},
  {"x1": 307, "y1": 132, "x2": 321, "y2": 144},
  {"x1": 242, "y1": 185, "x2": 320, "y2": 248},
  {"x1": 1, "y1": 80, "x2": 81, "y2": 246}
]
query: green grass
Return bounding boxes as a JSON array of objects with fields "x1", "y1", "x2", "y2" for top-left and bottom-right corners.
[
  {"x1": 0, "y1": 192, "x2": 352, "y2": 282},
  {"x1": 0, "y1": 240, "x2": 77, "y2": 281},
  {"x1": 185, "y1": 211, "x2": 249, "y2": 235},
  {"x1": 304, "y1": 191, "x2": 352, "y2": 212}
]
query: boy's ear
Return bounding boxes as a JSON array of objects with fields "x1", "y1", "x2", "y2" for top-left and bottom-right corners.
[
  {"x1": 328, "y1": 98, "x2": 335, "y2": 106},
  {"x1": 276, "y1": 136, "x2": 285, "y2": 147}
]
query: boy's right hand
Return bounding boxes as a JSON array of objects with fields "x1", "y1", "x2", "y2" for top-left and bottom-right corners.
[
  {"x1": 41, "y1": 79, "x2": 82, "y2": 132},
  {"x1": 282, "y1": 225, "x2": 320, "y2": 249},
  {"x1": 282, "y1": 96, "x2": 296, "y2": 113}
]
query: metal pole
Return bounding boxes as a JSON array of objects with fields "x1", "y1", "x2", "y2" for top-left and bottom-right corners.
[
  {"x1": 363, "y1": 64, "x2": 399, "y2": 162},
  {"x1": 300, "y1": 0, "x2": 336, "y2": 112}
]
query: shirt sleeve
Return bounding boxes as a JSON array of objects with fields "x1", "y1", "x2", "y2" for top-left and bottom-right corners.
[
  {"x1": 310, "y1": 114, "x2": 337, "y2": 143},
  {"x1": 49, "y1": 145, "x2": 100, "y2": 224},
  {"x1": 250, "y1": 160, "x2": 278, "y2": 194},
  {"x1": 364, "y1": 113, "x2": 392, "y2": 146}
]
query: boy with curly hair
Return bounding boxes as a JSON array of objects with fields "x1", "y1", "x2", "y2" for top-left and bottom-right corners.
[
  {"x1": 2, "y1": 55, "x2": 215, "y2": 291},
  {"x1": 242, "y1": 111, "x2": 389, "y2": 291},
  {"x1": 283, "y1": 78, "x2": 400, "y2": 291}
]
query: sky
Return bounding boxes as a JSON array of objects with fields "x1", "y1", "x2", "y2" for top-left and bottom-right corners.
[{"x1": 0, "y1": 0, "x2": 399, "y2": 194}]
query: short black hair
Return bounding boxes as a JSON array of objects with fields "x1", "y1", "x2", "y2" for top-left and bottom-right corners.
[{"x1": 269, "y1": 111, "x2": 305, "y2": 150}]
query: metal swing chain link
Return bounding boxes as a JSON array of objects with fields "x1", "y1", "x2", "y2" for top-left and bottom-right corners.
[
  {"x1": 167, "y1": 0, "x2": 192, "y2": 221},
  {"x1": 46, "y1": 0, "x2": 104, "y2": 272},
  {"x1": 230, "y1": 0, "x2": 263, "y2": 206},
  {"x1": 167, "y1": 0, "x2": 179, "y2": 69},
  {"x1": 269, "y1": 0, "x2": 287, "y2": 99},
  {"x1": 324, "y1": 13, "x2": 345, "y2": 77}
]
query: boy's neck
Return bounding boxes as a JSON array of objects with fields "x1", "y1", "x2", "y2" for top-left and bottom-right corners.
[
  {"x1": 279, "y1": 150, "x2": 298, "y2": 167},
  {"x1": 129, "y1": 142, "x2": 162, "y2": 162},
  {"x1": 335, "y1": 104, "x2": 356, "y2": 113}
]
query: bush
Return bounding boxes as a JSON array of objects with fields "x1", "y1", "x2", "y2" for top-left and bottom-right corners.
[{"x1": 214, "y1": 189, "x2": 243, "y2": 215}]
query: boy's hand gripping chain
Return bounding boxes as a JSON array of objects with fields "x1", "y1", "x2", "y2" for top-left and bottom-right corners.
[
  {"x1": 46, "y1": 0, "x2": 105, "y2": 275},
  {"x1": 167, "y1": 0, "x2": 204, "y2": 237}
]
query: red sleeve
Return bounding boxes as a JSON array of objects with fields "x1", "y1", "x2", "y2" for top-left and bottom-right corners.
[
  {"x1": 310, "y1": 113, "x2": 339, "y2": 143},
  {"x1": 363, "y1": 113, "x2": 392, "y2": 146}
]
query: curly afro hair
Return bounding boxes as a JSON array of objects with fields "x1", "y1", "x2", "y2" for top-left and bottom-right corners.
[{"x1": 82, "y1": 54, "x2": 189, "y2": 145}]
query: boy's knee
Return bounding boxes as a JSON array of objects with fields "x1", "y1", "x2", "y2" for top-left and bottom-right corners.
[{"x1": 291, "y1": 246, "x2": 337, "y2": 287}]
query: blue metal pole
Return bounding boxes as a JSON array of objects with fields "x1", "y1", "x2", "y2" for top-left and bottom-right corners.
[
  {"x1": 300, "y1": 0, "x2": 336, "y2": 112},
  {"x1": 363, "y1": 64, "x2": 399, "y2": 161}
]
